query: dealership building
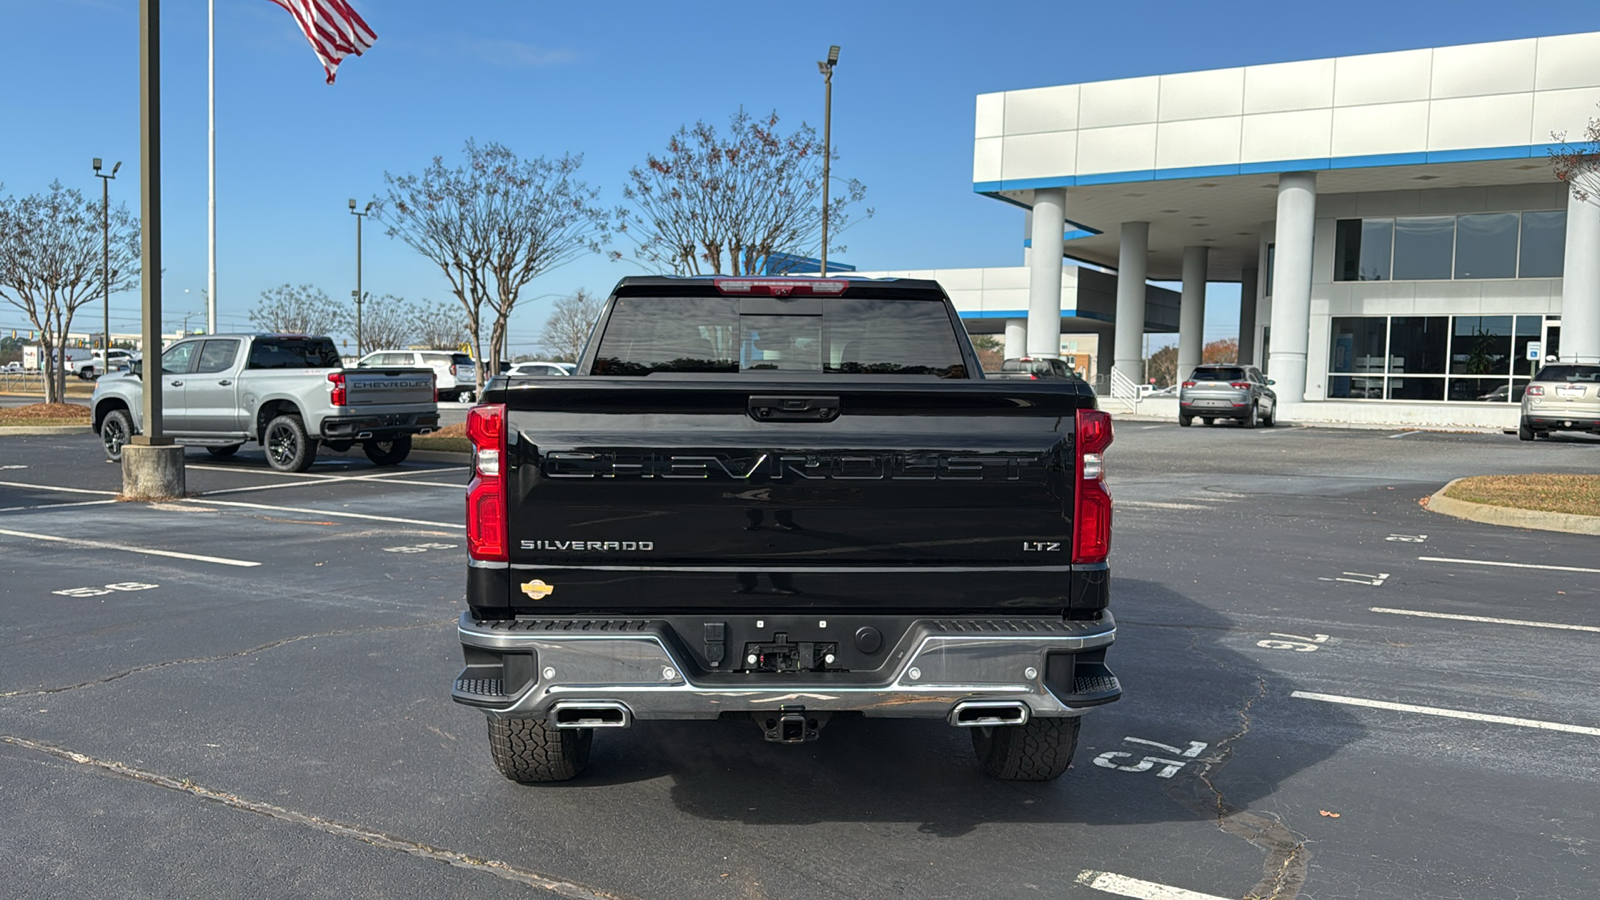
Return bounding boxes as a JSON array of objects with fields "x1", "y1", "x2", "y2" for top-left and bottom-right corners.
[{"x1": 874, "y1": 31, "x2": 1600, "y2": 426}]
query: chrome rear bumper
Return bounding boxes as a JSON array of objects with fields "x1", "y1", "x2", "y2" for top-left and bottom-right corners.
[{"x1": 453, "y1": 611, "x2": 1119, "y2": 722}]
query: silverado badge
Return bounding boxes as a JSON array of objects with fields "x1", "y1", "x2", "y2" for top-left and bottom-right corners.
[{"x1": 520, "y1": 580, "x2": 554, "y2": 600}]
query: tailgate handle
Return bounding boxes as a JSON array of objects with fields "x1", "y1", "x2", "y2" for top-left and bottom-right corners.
[{"x1": 748, "y1": 395, "x2": 840, "y2": 422}]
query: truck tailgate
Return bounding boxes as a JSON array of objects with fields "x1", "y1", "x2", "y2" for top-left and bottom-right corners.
[
  {"x1": 495, "y1": 379, "x2": 1100, "y2": 611},
  {"x1": 343, "y1": 367, "x2": 435, "y2": 406}
]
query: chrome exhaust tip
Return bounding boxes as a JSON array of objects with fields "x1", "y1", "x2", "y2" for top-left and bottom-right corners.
[
  {"x1": 356, "y1": 431, "x2": 373, "y2": 439},
  {"x1": 550, "y1": 701, "x2": 632, "y2": 729},
  {"x1": 948, "y1": 700, "x2": 1030, "y2": 727}
]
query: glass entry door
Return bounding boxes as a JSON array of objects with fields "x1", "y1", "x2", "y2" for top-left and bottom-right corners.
[{"x1": 1543, "y1": 318, "x2": 1562, "y2": 366}]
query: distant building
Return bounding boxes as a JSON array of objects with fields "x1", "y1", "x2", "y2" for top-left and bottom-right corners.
[{"x1": 965, "y1": 30, "x2": 1600, "y2": 425}]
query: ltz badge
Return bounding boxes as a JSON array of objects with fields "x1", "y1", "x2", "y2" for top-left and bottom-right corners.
[{"x1": 520, "y1": 580, "x2": 554, "y2": 600}]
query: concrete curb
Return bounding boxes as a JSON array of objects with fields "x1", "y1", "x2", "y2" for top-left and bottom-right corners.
[
  {"x1": 1427, "y1": 478, "x2": 1600, "y2": 535},
  {"x1": 0, "y1": 425, "x2": 93, "y2": 436}
]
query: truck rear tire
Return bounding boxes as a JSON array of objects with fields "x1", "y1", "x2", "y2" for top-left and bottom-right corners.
[
  {"x1": 263, "y1": 414, "x2": 318, "y2": 473},
  {"x1": 487, "y1": 717, "x2": 591, "y2": 783},
  {"x1": 100, "y1": 409, "x2": 134, "y2": 462},
  {"x1": 971, "y1": 715, "x2": 1079, "y2": 781},
  {"x1": 362, "y1": 436, "x2": 412, "y2": 466}
]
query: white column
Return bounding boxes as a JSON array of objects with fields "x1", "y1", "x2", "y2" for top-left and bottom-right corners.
[
  {"x1": 1113, "y1": 221, "x2": 1150, "y2": 383},
  {"x1": 1176, "y1": 246, "x2": 1208, "y2": 383},
  {"x1": 1561, "y1": 184, "x2": 1600, "y2": 364},
  {"x1": 1004, "y1": 318, "x2": 1027, "y2": 359},
  {"x1": 1238, "y1": 265, "x2": 1259, "y2": 366},
  {"x1": 1267, "y1": 173, "x2": 1316, "y2": 402},
  {"x1": 1026, "y1": 189, "x2": 1066, "y2": 358}
]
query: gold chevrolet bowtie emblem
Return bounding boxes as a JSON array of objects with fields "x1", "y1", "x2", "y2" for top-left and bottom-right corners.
[{"x1": 520, "y1": 580, "x2": 554, "y2": 600}]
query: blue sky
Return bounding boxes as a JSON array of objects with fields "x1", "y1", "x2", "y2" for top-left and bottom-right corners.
[{"x1": 3, "y1": 0, "x2": 1597, "y2": 355}]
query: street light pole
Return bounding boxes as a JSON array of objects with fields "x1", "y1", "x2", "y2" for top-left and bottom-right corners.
[
  {"x1": 349, "y1": 198, "x2": 372, "y2": 355},
  {"x1": 817, "y1": 45, "x2": 839, "y2": 276},
  {"x1": 93, "y1": 158, "x2": 122, "y2": 362}
]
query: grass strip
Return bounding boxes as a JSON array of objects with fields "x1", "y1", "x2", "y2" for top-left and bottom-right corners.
[{"x1": 1441, "y1": 474, "x2": 1600, "y2": 518}]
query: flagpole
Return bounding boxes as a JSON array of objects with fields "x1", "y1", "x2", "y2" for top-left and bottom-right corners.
[{"x1": 207, "y1": 0, "x2": 217, "y2": 334}]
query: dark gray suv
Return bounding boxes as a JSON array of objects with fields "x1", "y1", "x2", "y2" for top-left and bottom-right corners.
[{"x1": 1179, "y1": 364, "x2": 1277, "y2": 428}]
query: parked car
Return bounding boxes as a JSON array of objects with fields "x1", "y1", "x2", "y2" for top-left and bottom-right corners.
[
  {"x1": 1519, "y1": 363, "x2": 1600, "y2": 440},
  {"x1": 93, "y1": 334, "x2": 440, "y2": 471},
  {"x1": 1178, "y1": 364, "x2": 1277, "y2": 427},
  {"x1": 991, "y1": 357, "x2": 1081, "y2": 380},
  {"x1": 1, "y1": 361, "x2": 23, "y2": 374},
  {"x1": 357, "y1": 349, "x2": 478, "y2": 402},
  {"x1": 506, "y1": 361, "x2": 575, "y2": 377}
]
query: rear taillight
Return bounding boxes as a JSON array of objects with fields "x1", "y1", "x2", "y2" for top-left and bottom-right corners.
[
  {"x1": 327, "y1": 372, "x2": 346, "y2": 406},
  {"x1": 432, "y1": 374, "x2": 438, "y2": 403},
  {"x1": 450, "y1": 364, "x2": 458, "y2": 377},
  {"x1": 1230, "y1": 381, "x2": 1251, "y2": 389},
  {"x1": 1527, "y1": 385, "x2": 1544, "y2": 396},
  {"x1": 714, "y1": 278, "x2": 848, "y2": 296},
  {"x1": 1182, "y1": 381, "x2": 1196, "y2": 388},
  {"x1": 466, "y1": 404, "x2": 508, "y2": 561},
  {"x1": 1072, "y1": 408, "x2": 1113, "y2": 565}
]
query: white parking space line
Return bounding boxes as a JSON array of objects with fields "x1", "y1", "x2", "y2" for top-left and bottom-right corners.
[
  {"x1": 1075, "y1": 870, "x2": 1231, "y2": 900},
  {"x1": 184, "y1": 464, "x2": 464, "y2": 490},
  {"x1": 179, "y1": 497, "x2": 462, "y2": 529},
  {"x1": 1371, "y1": 607, "x2": 1600, "y2": 634},
  {"x1": 0, "y1": 499, "x2": 120, "y2": 513},
  {"x1": 0, "y1": 479, "x2": 117, "y2": 496},
  {"x1": 356, "y1": 466, "x2": 470, "y2": 479},
  {"x1": 0, "y1": 527, "x2": 262, "y2": 567},
  {"x1": 1420, "y1": 556, "x2": 1600, "y2": 576},
  {"x1": 1291, "y1": 691, "x2": 1600, "y2": 737}
]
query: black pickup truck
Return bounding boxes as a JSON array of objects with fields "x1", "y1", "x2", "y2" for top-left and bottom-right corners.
[{"x1": 452, "y1": 275, "x2": 1118, "y2": 782}]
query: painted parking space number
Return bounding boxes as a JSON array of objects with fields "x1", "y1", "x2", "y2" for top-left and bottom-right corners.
[
  {"x1": 1319, "y1": 571, "x2": 1389, "y2": 586},
  {"x1": 383, "y1": 542, "x2": 457, "y2": 554},
  {"x1": 1258, "y1": 632, "x2": 1329, "y2": 652},
  {"x1": 53, "y1": 582, "x2": 159, "y2": 597},
  {"x1": 1094, "y1": 737, "x2": 1209, "y2": 779}
]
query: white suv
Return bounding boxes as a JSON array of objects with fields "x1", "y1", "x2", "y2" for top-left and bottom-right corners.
[{"x1": 358, "y1": 349, "x2": 479, "y2": 402}]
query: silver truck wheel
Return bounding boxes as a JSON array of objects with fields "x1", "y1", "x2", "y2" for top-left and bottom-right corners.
[
  {"x1": 100, "y1": 409, "x2": 134, "y2": 462},
  {"x1": 971, "y1": 715, "x2": 1079, "y2": 781},
  {"x1": 362, "y1": 435, "x2": 412, "y2": 466},
  {"x1": 263, "y1": 414, "x2": 319, "y2": 473},
  {"x1": 487, "y1": 718, "x2": 591, "y2": 783}
]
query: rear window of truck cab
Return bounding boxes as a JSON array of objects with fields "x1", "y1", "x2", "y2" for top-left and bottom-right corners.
[
  {"x1": 247, "y1": 337, "x2": 342, "y2": 369},
  {"x1": 590, "y1": 296, "x2": 968, "y2": 378}
]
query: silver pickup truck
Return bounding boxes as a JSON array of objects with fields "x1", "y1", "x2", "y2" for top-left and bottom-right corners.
[{"x1": 91, "y1": 333, "x2": 440, "y2": 472}]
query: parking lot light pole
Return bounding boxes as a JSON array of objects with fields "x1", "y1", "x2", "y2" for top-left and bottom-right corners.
[
  {"x1": 93, "y1": 158, "x2": 122, "y2": 364},
  {"x1": 350, "y1": 199, "x2": 372, "y2": 355},
  {"x1": 817, "y1": 44, "x2": 838, "y2": 276}
]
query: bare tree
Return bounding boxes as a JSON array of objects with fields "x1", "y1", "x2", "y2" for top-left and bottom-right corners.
[
  {"x1": 248, "y1": 284, "x2": 349, "y2": 336},
  {"x1": 1549, "y1": 115, "x2": 1600, "y2": 201},
  {"x1": 0, "y1": 181, "x2": 140, "y2": 402},
  {"x1": 967, "y1": 334, "x2": 1003, "y2": 372},
  {"x1": 415, "y1": 301, "x2": 470, "y2": 350},
  {"x1": 378, "y1": 140, "x2": 609, "y2": 384},
  {"x1": 539, "y1": 288, "x2": 603, "y2": 362},
  {"x1": 615, "y1": 109, "x2": 872, "y2": 275},
  {"x1": 358, "y1": 293, "x2": 419, "y2": 350}
]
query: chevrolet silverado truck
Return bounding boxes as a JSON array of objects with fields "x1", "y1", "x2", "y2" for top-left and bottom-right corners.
[
  {"x1": 91, "y1": 333, "x2": 439, "y2": 471},
  {"x1": 452, "y1": 276, "x2": 1118, "y2": 782}
]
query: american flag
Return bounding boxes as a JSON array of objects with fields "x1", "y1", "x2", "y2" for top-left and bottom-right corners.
[{"x1": 267, "y1": 0, "x2": 377, "y2": 84}]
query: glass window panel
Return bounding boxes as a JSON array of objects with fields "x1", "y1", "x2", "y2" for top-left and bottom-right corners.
[
  {"x1": 1512, "y1": 316, "x2": 1543, "y2": 377},
  {"x1": 1454, "y1": 213, "x2": 1519, "y2": 279},
  {"x1": 1334, "y1": 220, "x2": 1361, "y2": 282},
  {"x1": 1328, "y1": 317, "x2": 1388, "y2": 398},
  {"x1": 1359, "y1": 219, "x2": 1392, "y2": 281},
  {"x1": 1387, "y1": 317, "x2": 1448, "y2": 375},
  {"x1": 1447, "y1": 377, "x2": 1512, "y2": 402},
  {"x1": 194, "y1": 340, "x2": 240, "y2": 374},
  {"x1": 1387, "y1": 376, "x2": 1444, "y2": 401},
  {"x1": 1392, "y1": 216, "x2": 1455, "y2": 280},
  {"x1": 1511, "y1": 379, "x2": 1530, "y2": 401},
  {"x1": 1264, "y1": 244, "x2": 1275, "y2": 296},
  {"x1": 1450, "y1": 316, "x2": 1512, "y2": 376},
  {"x1": 1518, "y1": 210, "x2": 1566, "y2": 277}
]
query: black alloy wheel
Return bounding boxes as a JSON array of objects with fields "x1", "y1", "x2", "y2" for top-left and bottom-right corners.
[{"x1": 100, "y1": 409, "x2": 134, "y2": 462}]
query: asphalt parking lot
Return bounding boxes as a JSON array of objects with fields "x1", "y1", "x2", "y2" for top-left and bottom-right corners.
[{"x1": 2, "y1": 424, "x2": 1597, "y2": 899}]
